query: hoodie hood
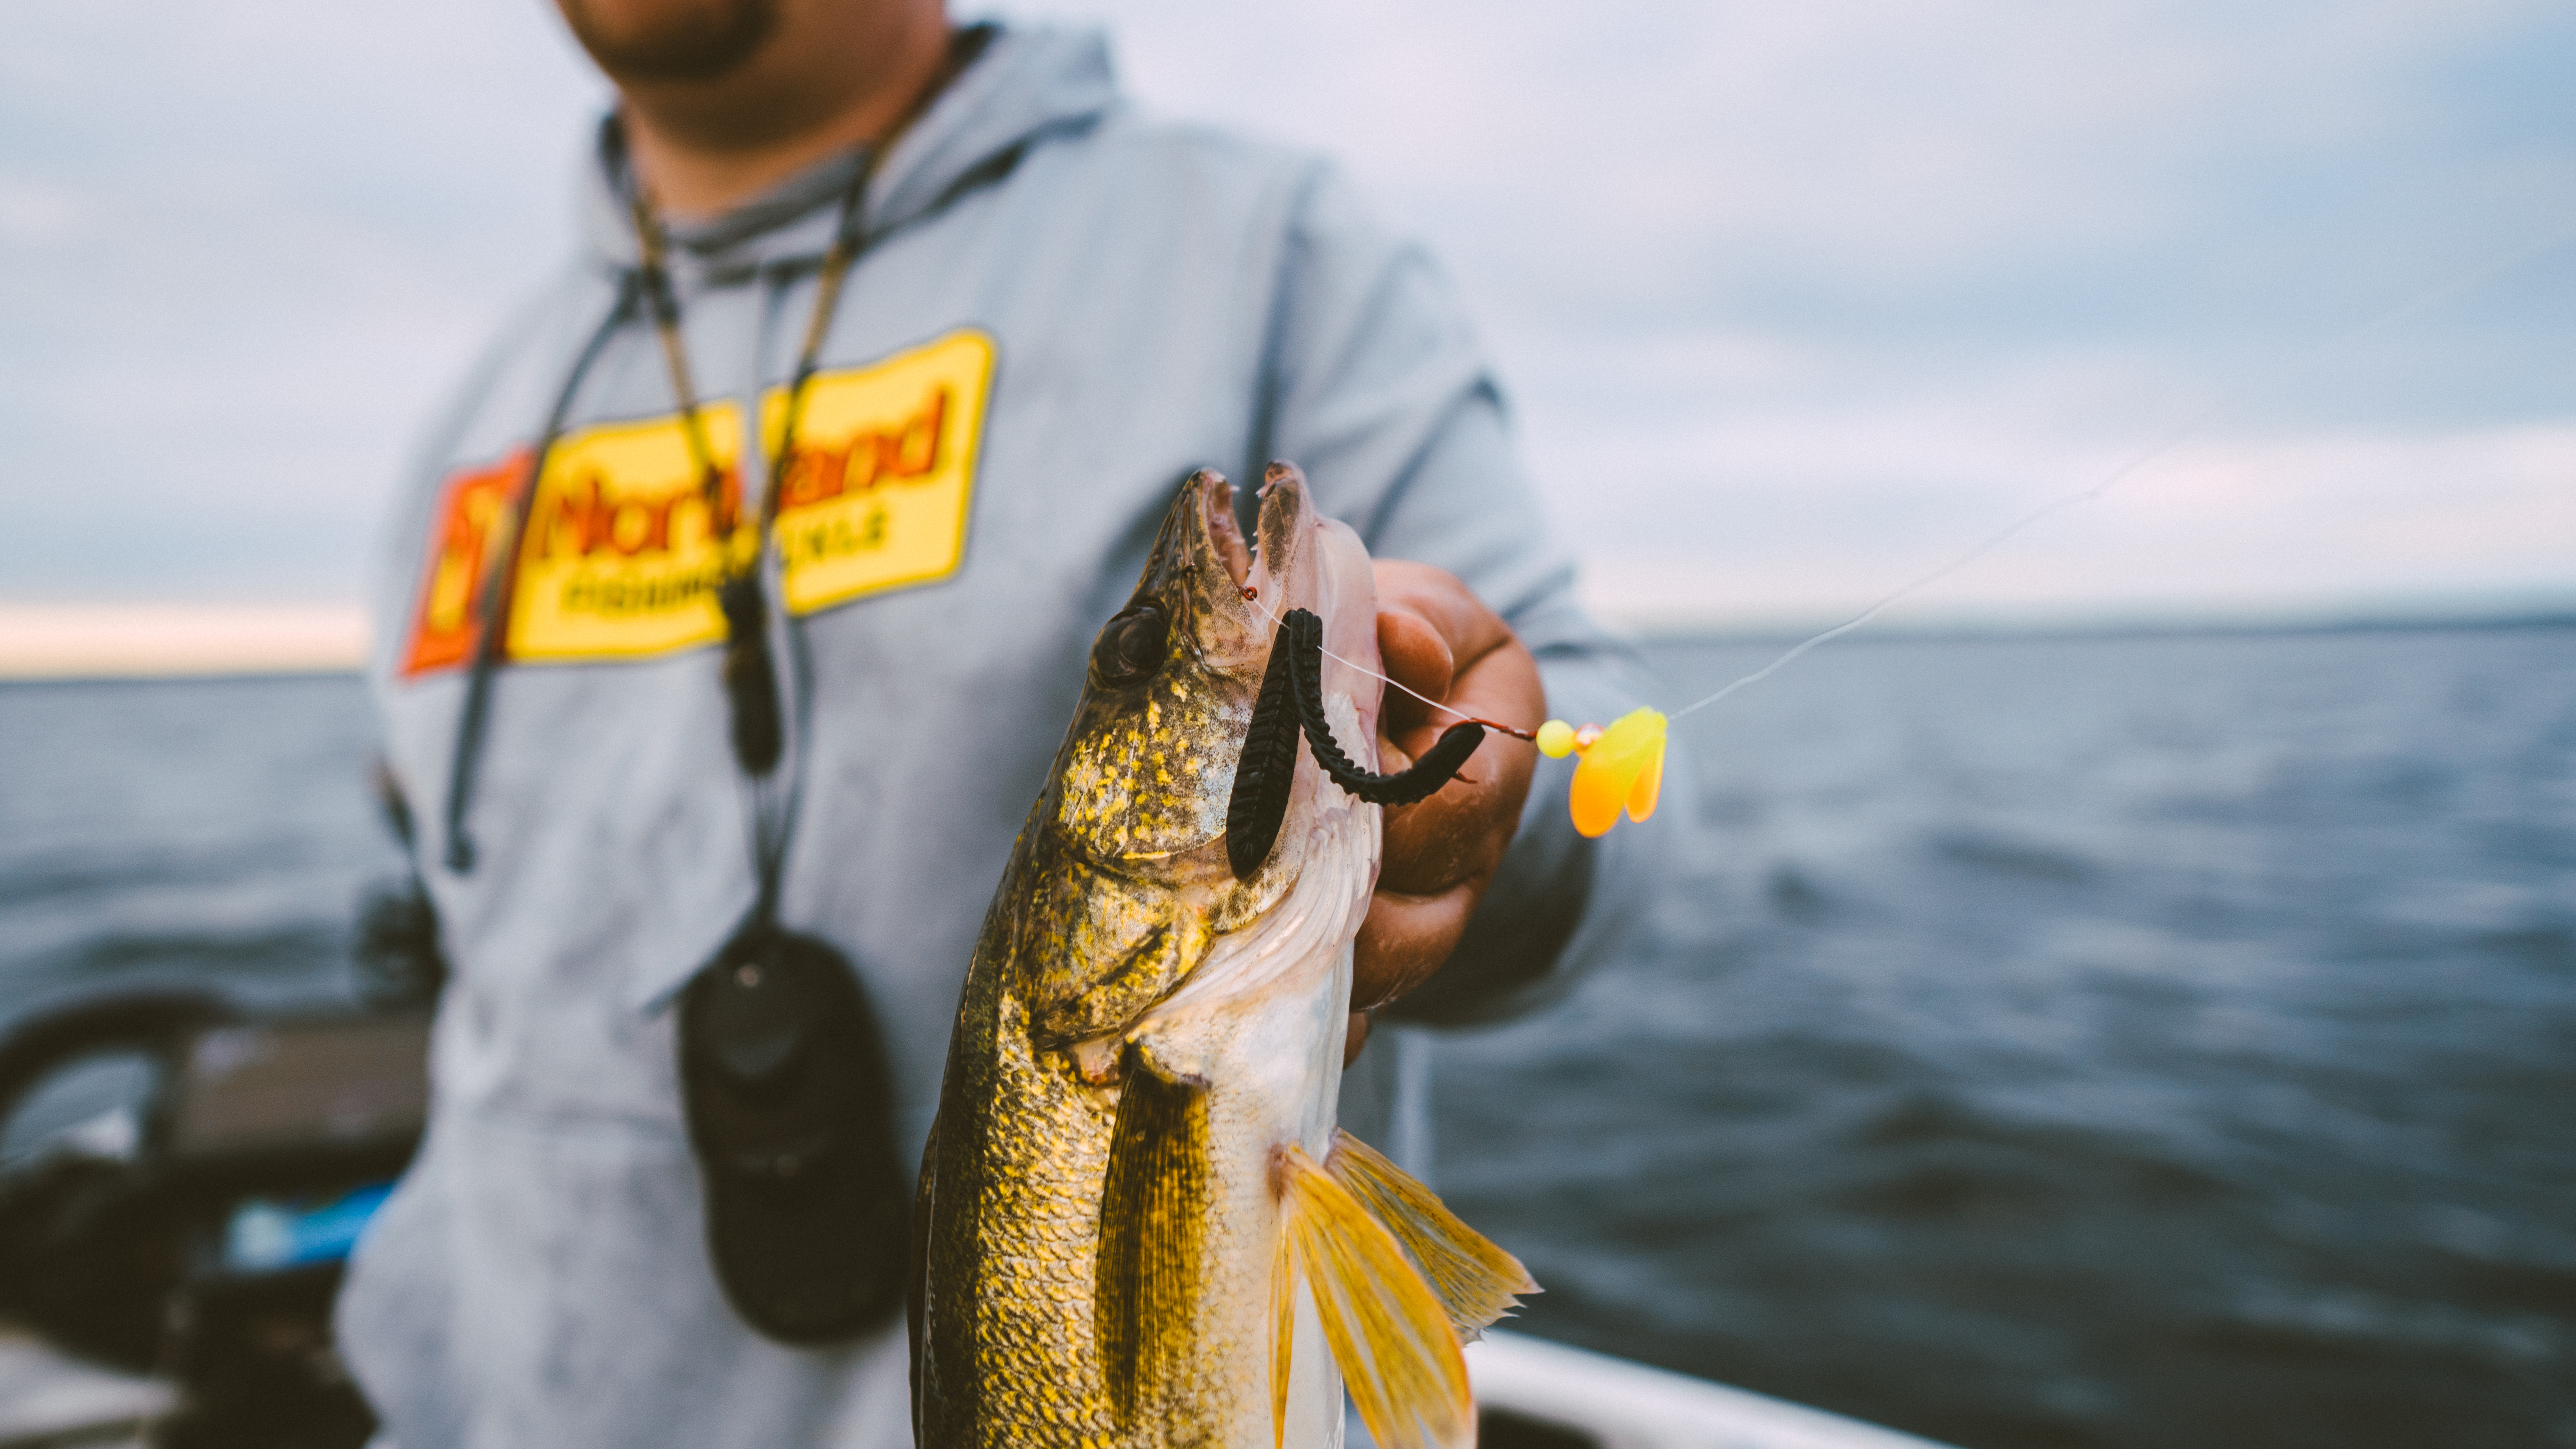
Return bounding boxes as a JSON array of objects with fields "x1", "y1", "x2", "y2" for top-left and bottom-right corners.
[{"x1": 576, "y1": 22, "x2": 1121, "y2": 278}]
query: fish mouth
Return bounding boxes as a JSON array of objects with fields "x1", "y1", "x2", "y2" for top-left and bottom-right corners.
[
  {"x1": 1250, "y1": 463, "x2": 1377, "y2": 719},
  {"x1": 1152, "y1": 465, "x2": 1322, "y2": 668},
  {"x1": 1246, "y1": 463, "x2": 1324, "y2": 624},
  {"x1": 1203, "y1": 461, "x2": 1379, "y2": 746}
]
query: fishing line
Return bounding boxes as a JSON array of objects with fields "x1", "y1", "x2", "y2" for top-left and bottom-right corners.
[{"x1": 1661, "y1": 220, "x2": 2576, "y2": 724}]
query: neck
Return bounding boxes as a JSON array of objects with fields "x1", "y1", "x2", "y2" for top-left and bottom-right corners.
[{"x1": 618, "y1": 1, "x2": 952, "y2": 220}]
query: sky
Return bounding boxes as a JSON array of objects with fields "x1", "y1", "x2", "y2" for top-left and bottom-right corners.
[{"x1": 3, "y1": 0, "x2": 2571, "y2": 634}]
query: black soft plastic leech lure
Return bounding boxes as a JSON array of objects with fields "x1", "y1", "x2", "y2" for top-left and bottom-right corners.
[{"x1": 1224, "y1": 608, "x2": 1488, "y2": 879}]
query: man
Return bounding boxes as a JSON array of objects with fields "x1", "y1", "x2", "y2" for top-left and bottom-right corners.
[{"x1": 339, "y1": 0, "x2": 1668, "y2": 1443}]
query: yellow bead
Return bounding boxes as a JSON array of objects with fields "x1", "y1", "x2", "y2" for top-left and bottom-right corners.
[{"x1": 1535, "y1": 719, "x2": 1578, "y2": 758}]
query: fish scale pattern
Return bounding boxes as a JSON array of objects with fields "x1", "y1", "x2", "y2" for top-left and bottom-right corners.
[{"x1": 973, "y1": 985, "x2": 1121, "y2": 1444}]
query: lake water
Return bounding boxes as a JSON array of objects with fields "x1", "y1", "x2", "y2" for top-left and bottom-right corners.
[{"x1": 2, "y1": 625, "x2": 2570, "y2": 1447}]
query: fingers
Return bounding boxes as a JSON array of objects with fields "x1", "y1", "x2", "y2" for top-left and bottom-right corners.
[
  {"x1": 1376, "y1": 634, "x2": 1540, "y2": 896},
  {"x1": 1352, "y1": 876, "x2": 1483, "y2": 1011},
  {"x1": 1373, "y1": 560, "x2": 1517, "y2": 736},
  {"x1": 1376, "y1": 608, "x2": 1453, "y2": 731},
  {"x1": 1373, "y1": 560, "x2": 1515, "y2": 666},
  {"x1": 1351, "y1": 560, "x2": 1547, "y2": 1016}
]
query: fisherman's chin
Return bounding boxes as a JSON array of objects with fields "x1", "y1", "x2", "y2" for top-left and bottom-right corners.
[{"x1": 557, "y1": 0, "x2": 781, "y2": 84}]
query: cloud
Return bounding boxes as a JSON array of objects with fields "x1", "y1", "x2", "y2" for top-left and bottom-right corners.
[
  {"x1": 0, "y1": 0, "x2": 602, "y2": 600},
  {"x1": 0, "y1": 177, "x2": 91, "y2": 244},
  {"x1": 0, "y1": 0, "x2": 2569, "y2": 624},
  {"x1": 1577, "y1": 424, "x2": 2576, "y2": 627},
  {"x1": 1060, "y1": 0, "x2": 2576, "y2": 625}
]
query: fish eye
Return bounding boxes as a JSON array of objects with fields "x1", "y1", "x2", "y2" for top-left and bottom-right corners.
[{"x1": 1091, "y1": 603, "x2": 1168, "y2": 687}]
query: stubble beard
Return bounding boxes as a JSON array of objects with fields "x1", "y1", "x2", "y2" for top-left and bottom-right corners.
[{"x1": 559, "y1": 0, "x2": 783, "y2": 84}]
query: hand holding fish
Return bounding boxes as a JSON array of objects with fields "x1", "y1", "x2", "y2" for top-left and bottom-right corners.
[{"x1": 1351, "y1": 562, "x2": 1543, "y2": 1042}]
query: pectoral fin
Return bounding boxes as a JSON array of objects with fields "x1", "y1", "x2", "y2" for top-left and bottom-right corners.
[
  {"x1": 1272, "y1": 1144, "x2": 1473, "y2": 1449},
  {"x1": 1328, "y1": 1130, "x2": 1537, "y2": 1340},
  {"x1": 1096, "y1": 1053, "x2": 1210, "y2": 1428}
]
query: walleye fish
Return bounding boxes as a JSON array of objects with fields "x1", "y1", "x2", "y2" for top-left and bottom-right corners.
[{"x1": 913, "y1": 465, "x2": 1534, "y2": 1449}]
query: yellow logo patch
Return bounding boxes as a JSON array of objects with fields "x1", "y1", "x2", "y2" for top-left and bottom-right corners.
[
  {"x1": 401, "y1": 329, "x2": 995, "y2": 676},
  {"x1": 769, "y1": 329, "x2": 995, "y2": 616},
  {"x1": 507, "y1": 406, "x2": 752, "y2": 664}
]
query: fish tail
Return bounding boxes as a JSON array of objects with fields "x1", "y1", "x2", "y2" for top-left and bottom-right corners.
[
  {"x1": 1272, "y1": 1143, "x2": 1473, "y2": 1449},
  {"x1": 1327, "y1": 1130, "x2": 1538, "y2": 1340}
]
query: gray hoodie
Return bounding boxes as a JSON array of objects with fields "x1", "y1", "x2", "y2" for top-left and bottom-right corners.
[{"x1": 340, "y1": 24, "x2": 1671, "y2": 1449}]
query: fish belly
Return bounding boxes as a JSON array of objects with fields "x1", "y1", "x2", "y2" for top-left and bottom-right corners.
[{"x1": 1127, "y1": 940, "x2": 1354, "y2": 1449}]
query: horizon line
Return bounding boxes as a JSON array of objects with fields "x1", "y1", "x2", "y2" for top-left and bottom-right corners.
[{"x1": 4, "y1": 594, "x2": 2571, "y2": 683}]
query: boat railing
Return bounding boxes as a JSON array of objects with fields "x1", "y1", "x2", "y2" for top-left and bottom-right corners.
[{"x1": 1466, "y1": 1331, "x2": 1961, "y2": 1449}]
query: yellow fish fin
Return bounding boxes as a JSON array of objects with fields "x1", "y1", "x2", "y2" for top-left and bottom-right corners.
[
  {"x1": 1274, "y1": 1143, "x2": 1473, "y2": 1449},
  {"x1": 1270, "y1": 1221, "x2": 1295, "y2": 1449},
  {"x1": 1095, "y1": 1059, "x2": 1210, "y2": 1429},
  {"x1": 1328, "y1": 1130, "x2": 1537, "y2": 1339},
  {"x1": 1568, "y1": 707, "x2": 1668, "y2": 837}
]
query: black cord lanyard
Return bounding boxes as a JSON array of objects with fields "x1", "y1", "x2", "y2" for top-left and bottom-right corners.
[
  {"x1": 442, "y1": 273, "x2": 640, "y2": 873},
  {"x1": 440, "y1": 151, "x2": 882, "y2": 883}
]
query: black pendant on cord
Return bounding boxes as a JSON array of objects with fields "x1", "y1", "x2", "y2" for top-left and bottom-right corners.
[
  {"x1": 1224, "y1": 608, "x2": 1487, "y2": 879},
  {"x1": 718, "y1": 573, "x2": 785, "y2": 777}
]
